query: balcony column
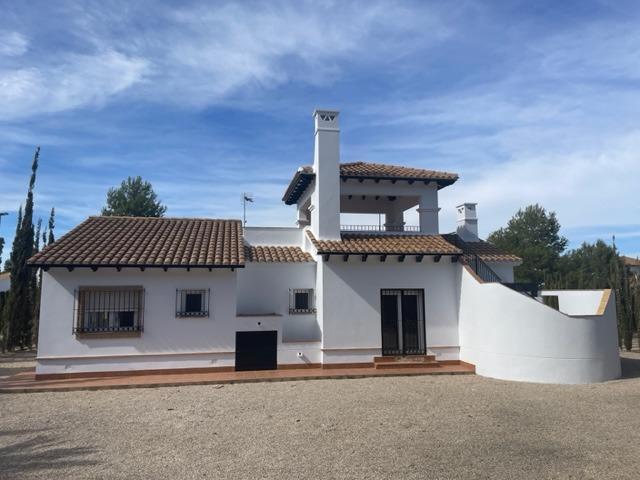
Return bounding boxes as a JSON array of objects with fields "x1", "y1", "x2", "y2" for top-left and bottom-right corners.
[
  {"x1": 384, "y1": 205, "x2": 405, "y2": 232},
  {"x1": 417, "y1": 192, "x2": 440, "y2": 234},
  {"x1": 296, "y1": 206, "x2": 310, "y2": 228}
]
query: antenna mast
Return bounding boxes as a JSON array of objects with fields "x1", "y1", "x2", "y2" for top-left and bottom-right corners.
[{"x1": 242, "y1": 193, "x2": 254, "y2": 227}]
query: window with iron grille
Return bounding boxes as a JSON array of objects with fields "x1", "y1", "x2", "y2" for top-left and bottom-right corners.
[
  {"x1": 289, "y1": 288, "x2": 315, "y2": 314},
  {"x1": 74, "y1": 287, "x2": 144, "y2": 334},
  {"x1": 176, "y1": 289, "x2": 210, "y2": 317}
]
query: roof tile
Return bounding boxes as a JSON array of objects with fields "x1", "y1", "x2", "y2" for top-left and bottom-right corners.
[
  {"x1": 442, "y1": 234, "x2": 521, "y2": 262},
  {"x1": 28, "y1": 216, "x2": 244, "y2": 268},
  {"x1": 245, "y1": 245, "x2": 314, "y2": 263},
  {"x1": 307, "y1": 231, "x2": 462, "y2": 255}
]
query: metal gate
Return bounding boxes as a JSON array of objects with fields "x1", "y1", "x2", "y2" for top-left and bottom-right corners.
[{"x1": 380, "y1": 289, "x2": 426, "y2": 356}]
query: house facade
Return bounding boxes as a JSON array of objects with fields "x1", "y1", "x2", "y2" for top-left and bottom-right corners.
[{"x1": 29, "y1": 110, "x2": 621, "y2": 384}]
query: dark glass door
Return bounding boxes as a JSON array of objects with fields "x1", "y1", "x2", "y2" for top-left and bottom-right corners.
[
  {"x1": 381, "y1": 291, "x2": 401, "y2": 355},
  {"x1": 381, "y1": 289, "x2": 425, "y2": 356}
]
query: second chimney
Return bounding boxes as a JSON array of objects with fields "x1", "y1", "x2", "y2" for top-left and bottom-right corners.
[{"x1": 456, "y1": 203, "x2": 479, "y2": 242}]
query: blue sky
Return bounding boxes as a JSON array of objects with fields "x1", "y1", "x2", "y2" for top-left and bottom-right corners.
[{"x1": 1, "y1": 0, "x2": 639, "y2": 258}]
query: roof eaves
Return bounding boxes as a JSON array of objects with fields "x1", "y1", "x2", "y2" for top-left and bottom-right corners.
[
  {"x1": 282, "y1": 168, "x2": 315, "y2": 205},
  {"x1": 339, "y1": 174, "x2": 458, "y2": 189}
]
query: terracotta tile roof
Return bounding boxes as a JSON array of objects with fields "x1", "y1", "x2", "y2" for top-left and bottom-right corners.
[
  {"x1": 307, "y1": 231, "x2": 462, "y2": 256},
  {"x1": 245, "y1": 245, "x2": 314, "y2": 263},
  {"x1": 340, "y1": 162, "x2": 458, "y2": 182},
  {"x1": 442, "y1": 234, "x2": 521, "y2": 263},
  {"x1": 623, "y1": 256, "x2": 640, "y2": 267},
  {"x1": 28, "y1": 216, "x2": 244, "y2": 269},
  {"x1": 283, "y1": 162, "x2": 459, "y2": 205}
]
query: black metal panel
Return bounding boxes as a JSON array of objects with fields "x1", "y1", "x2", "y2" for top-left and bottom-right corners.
[
  {"x1": 381, "y1": 293, "x2": 401, "y2": 355},
  {"x1": 235, "y1": 331, "x2": 278, "y2": 371},
  {"x1": 401, "y1": 294, "x2": 421, "y2": 355}
]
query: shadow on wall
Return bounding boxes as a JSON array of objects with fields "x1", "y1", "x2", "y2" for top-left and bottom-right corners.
[{"x1": 0, "y1": 429, "x2": 98, "y2": 476}]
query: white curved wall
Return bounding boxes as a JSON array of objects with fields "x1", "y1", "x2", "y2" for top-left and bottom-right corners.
[{"x1": 459, "y1": 267, "x2": 621, "y2": 384}]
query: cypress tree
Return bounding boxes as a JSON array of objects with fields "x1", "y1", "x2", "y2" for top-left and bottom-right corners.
[
  {"x1": 47, "y1": 208, "x2": 55, "y2": 244},
  {"x1": 32, "y1": 219, "x2": 42, "y2": 344},
  {"x1": 3, "y1": 147, "x2": 39, "y2": 350}
]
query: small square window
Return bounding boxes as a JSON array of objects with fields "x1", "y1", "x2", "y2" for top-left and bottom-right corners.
[
  {"x1": 289, "y1": 289, "x2": 315, "y2": 314},
  {"x1": 176, "y1": 289, "x2": 209, "y2": 317}
]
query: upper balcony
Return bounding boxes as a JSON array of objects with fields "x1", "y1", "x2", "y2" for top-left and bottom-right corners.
[{"x1": 340, "y1": 224, "x2": 421, "y2": 233}]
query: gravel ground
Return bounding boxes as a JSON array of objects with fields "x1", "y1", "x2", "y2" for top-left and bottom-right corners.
[{"x1": 1, "y1": 351, "x2": 639, "y2": 480}]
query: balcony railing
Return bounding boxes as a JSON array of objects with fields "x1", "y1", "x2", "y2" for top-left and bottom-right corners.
[{"x1": 340, "y1": 225, "x2": 420, "y2": 233}]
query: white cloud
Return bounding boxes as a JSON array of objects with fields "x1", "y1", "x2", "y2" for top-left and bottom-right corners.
[
  {"x1": 0, "y1": 50, "x2": 149, "y2": 120},
  {"x1": 0, "y1": 2, "x2": 448, "y2": 119},
  {"x1": 149, "y1": 2, "x2": 444, "y2": 104},
  {"x1": 0, "y1": 31, "x2": 28, "y2": 56}
]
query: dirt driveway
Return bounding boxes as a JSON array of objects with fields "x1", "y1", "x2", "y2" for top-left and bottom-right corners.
[{"x1": 1, "y1": 351, "x2": 639, "y2": 480}]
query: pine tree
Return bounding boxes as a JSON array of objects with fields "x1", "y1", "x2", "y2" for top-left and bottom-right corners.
[{"x1": 3, "y1": 147, "x2": 39, "y2": 350}]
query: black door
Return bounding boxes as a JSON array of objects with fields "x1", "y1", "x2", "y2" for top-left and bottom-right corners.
[
  {"x1": 380, "y1": 290, "x2": 426, "y2": 356},
  {"x1": 235, "y1": 331, "x2": 278, "y2": 371}
]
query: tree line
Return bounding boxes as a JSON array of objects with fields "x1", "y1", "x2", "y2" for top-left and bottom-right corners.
[
  {"x1": 0, "y1": 148, "x2": 166, "y2": 351},
  {"x1": 488, "y1": 204, "x2": 639, "y2": 350},
  {"x1": 0, "y1": 148, "x2": 55, "y2": 351}
]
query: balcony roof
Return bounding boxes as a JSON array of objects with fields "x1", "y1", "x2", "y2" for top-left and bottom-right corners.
[
  {"x1": 307, "y1": 231, "x2": 462, "y2": 256},
  {"x1": 283, "y1": 162, "x2": 459, "y2": 205}
]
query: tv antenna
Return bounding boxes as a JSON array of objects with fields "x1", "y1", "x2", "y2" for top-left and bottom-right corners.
[{"x1": 242, "y1": 193, "x2": 254, "y2": 227}]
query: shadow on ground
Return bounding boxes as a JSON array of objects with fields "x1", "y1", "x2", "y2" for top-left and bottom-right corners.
[
  {"x1": 0, "y1": 429, "x2": 97, "y2": 476},
  {"x1": 620, "y1": 355, "x2": 640, "y2": 379}
]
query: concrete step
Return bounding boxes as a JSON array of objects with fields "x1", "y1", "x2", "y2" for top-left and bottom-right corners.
[{"x1": 373, "y1": 355, "x2": 436, "y2": 363}]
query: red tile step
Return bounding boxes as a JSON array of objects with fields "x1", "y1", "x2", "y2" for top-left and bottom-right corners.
[{"x1": 373, "y1": 355, "x2": 441, "y2": 369}]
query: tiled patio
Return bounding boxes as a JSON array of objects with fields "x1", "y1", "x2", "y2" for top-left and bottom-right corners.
[{"x1": 0, "y1": 362, "x2": 475, "y2": 393}]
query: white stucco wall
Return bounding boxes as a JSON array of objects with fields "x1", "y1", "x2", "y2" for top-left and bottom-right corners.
[
  {"x1": 319, "y1": 257, "x2": 461, "y2": 363},
  {"x1": 244, "y1": 227, "x2": 304, "y2": 246},
  {"x1": 539, "y1": 290, "x2": 604, "y2": 316},
  {"x1": 236, "y1": 263, "x2": 320, "y2": 342},
  {"x1": 36, "y1": 268, "x2": 321, "y2": 374},
  {"x1": 485, "y1": 262, "x2": 516, "y2": 283},
  {"x1": 459, "y1": 267, "x2": 621, "y2": 384}
]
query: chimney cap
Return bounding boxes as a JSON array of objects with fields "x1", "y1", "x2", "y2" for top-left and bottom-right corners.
[
  {"x1": 456, "y1": 202, "x2": 477, "y2": 209},
  {"x1": 312, "y1": 108, "x2": 340, "y2": 117}
]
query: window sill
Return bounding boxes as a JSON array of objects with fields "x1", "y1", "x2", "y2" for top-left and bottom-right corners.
[
  {"x1": 289, "y1": 309, "x2": 317, "y2": 315},
  {"x1": 176, "y1": 312, "x2": 210, "y2": 318},
  {"x1": 75, "y1": 331, "x2": 142, "y2": 339}
]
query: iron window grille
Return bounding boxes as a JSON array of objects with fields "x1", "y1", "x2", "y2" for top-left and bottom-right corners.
[
  {"x1": 289, "y1": 288, "x2": 316, "y2": 314},
  {"x1": 176, "y1": 289, "x2": 210, "y2": 317},
  {"x1": 74, "y1": 287, "x2": 144, "y2": 334}
]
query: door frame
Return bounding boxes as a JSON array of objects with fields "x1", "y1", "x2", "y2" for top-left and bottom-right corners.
[{"x1": 379, "y1": 289, "x2": 427, "y2": 356}]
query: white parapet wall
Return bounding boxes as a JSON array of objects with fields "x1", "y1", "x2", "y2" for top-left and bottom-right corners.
[{"x1": 459, "y1": 267, "x2": 621, "y2": 384}]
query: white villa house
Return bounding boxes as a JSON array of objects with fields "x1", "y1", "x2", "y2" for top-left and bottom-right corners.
[{"x1": 29, "y1": 110, "x2": 621, "y2": 384}]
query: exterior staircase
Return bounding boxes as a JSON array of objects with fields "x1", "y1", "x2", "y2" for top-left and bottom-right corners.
[{"x1": 373, "y1": 355, "x2": 441, "y2": 369}]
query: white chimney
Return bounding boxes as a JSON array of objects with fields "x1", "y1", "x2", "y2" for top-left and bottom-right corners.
[
  {"x1": 456, "y1": 203, "x2": 479, "y2": 242},
  {"x1": 310, "y1": 109, "x2": 341, "y2": 240}
]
